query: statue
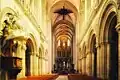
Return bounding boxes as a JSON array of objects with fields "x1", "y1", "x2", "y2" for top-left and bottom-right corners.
[
  {"x1": 0, "y1": 26, "x2": 12, "y2": 56},
  {"x1": 0, "y1": 13, "x2": 18, "y2": 56}
]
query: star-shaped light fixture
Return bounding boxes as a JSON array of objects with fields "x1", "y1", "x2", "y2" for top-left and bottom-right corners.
[{"x1": 54, "y1": 6, "x2": 73, "y2": 20}]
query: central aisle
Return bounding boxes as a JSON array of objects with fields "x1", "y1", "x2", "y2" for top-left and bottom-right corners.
[{"x1": 55, "y1": 75, "x2": 68, "y2": 80}]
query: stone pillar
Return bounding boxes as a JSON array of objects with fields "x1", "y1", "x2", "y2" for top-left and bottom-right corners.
[
  {"x1": 16, "y1": 41, "x2": 22, "y2": 57},
  {"x1": 84, "y1": 57, "x2": 86, "y2": 74},
  {"x1": 91, "y1": 52, "x2": 94, "y2": 76},
  {"x1": 99, "y1": 42, "x2": 104, "y2": 78},
  {"x1": 89, "y1": 52, "x2": 92, "y2": 76},
  {"x1": 42, "y1": 58, "x2": 45, "y2": 74},
  {"x1": 106, "y1": 42, "x2": 110, "y2": 79},
  {"x1": 87, "y1": 51, "x2": 92, "y2": 76},
  {"x1": 38, "y1": 57, "x2": 42, "y2": 75},
  {"x1": 78, "y1": 59, "x2": 81, "y2": 72},
  {"x1": 86, "y1": 53, "x2": 89, "y2": 75},
  {"x1": 30, "y1": 54, "x2": 33, "y2": 76},
  {"x1": 98, "y1": 42, "x2": 110, "y2": 79},
  {"x1": 96, "y1": 44, "x2": 100, "y2": 78},
  {"x1": 116, "y1": 23, "x2": 120, "y2": 80},
  {"x1": 33, "y1": 54, "x2": 36, "y2": 75},
  {"x1": 17, "y1": 41, "x2": 23, "y2": 78},
  {"x1": 34, "y1": 53, "x2": 38, "y2": 75},
  {"x1": 81, "y1": 55, "x2": 84, "y2": 74},
  {"x1": 38, "y1": 57, "x2": 40, "y2": 75},
  {"x1": 21, "y1": 41, "x2": 27, "y2": 77},
  {"x1": 116, "y1": 6, "x2": 120, "y2": 79},
  {"x1": 80, "y1": 59, "x2": 82, "y2": 73}
]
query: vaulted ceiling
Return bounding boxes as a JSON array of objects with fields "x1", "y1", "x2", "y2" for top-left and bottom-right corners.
[
  {"x1": 48, "y1": 0, "x2": 79, "y2": 47},
  {"x1": 48, "y1": 0, "x2": 79, "y2": 26},
  {"x1": 47, "y1": 0, "x2": 80, "y2": 10}
]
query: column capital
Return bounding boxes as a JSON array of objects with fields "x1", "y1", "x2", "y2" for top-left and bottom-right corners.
[
  {"x1": 97, "y1": 41, "x2": 109, "y2": 48},
  {"x1": 118, "y1": 0, "x2": 120, "y2": 9},
  {"x1": 115, "y1": 23, "x2": 120, "y2": 33}
]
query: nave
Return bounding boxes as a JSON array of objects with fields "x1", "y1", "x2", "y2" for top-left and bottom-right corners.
[{"x1": 0, "y1": 0, "x2": 120, "y2": 80}]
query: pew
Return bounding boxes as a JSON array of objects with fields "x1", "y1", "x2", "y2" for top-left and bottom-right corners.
[
  {"x1": 18, "y1": 74, "x2": 59, "y2": 80},
  {"x1": 68, "y1": 74, "x2": 106, "y2": 80}
]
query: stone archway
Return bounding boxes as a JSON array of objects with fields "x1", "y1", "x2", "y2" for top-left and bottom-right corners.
[
  {"x1": 25, "y1": 39, "x2": 34, "y2": 76},
  {"x1": 87, "y1": 30, "x2": 96, "y2": 76},
  {"x1": 82, "y1": 43, "x2": 86, "y2": 74},
  {"x1": 99, "y1": 4, "x2": 118, "y2": 79},
  {"x1": 107, "y1": 13, "x2": 118, "y2": 80},
  {"x1": 90, "y1": 34, "x2": 97, "y2": 78},
  {"x1": 101, "y1": 11, "x2": 118, "y2": 80},
  {"x1": 25, "y1": 34, "x2": 37, "y2": 76}
]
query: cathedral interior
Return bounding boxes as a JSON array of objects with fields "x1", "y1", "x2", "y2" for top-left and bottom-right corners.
[{"x1": 0, "y1": 0, "x2": 120, "y2": 80}]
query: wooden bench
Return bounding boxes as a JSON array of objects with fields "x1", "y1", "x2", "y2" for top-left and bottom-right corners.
[
  {"x1": 18, "y1": 74, "x2": 59, "y2": 80},
  {"x1": 68, "y1": 74, "x2": 107, "y2": 80}
]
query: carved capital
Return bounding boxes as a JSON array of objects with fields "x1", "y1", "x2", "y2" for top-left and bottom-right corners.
[
  {"x1": 115, "y1": 23, "x2": 120, "y2": 34},
  {"x1": 0, "y1": 31, "x2": 3, "y2": 36},
  {"x1": 21, "y1": 41, "x2": 27, "y2": 50},
  {"x1": 118, "y1": 5, "x2": 120, "y2": 9},
  {"x1": 118, "y1": 0, "x2": 120, "y2": 9},
  {"x1": 97, "y1": 41, "x2": 110, "y2": 48}
]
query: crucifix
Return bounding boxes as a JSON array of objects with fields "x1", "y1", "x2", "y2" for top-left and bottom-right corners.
[{"x1": 54, "y1": 6, "x2": 73, "y2": 20}]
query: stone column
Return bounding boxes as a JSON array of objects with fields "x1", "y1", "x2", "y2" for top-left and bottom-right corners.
[
  {"x1": 38, "y1": 57, "x2": 42, "y2": 75},
  {"x1": 96, "y1": 44, "x2": 100, "y2": 78},
  {"x1": 86, "y1": 53, "x2": 88, "y2": 75},
  {"x1": 34, "y1": 53, "x2": 38, "y2": 75},
  {"x1": 99, "y1": 42, "x2": 104, "y2": 78},
  {"x1": 30, "y1": 54, "x2": 33, "y2": 76},
  {"x1": 89, "y1": 51, "x2": 92, "y2": 76},
  {"x1": 33, "y1": 54, "x2": 36, "y2": 75},
  {"x1": 80, "y1": 59, "x2": 82, "y2": 73},
  {"x1": 21, "y1": 41, "x2": 27, "y2": 77},
  {"x1": 116, "y1": 23, "x2": 120, "y2": 80},
  {"x1": 98, "y1": 42, "x2": 110, "y2": 79},
  {"x1": 42, "y1": 58, "x2": 45, "y2": 74},
  {"x1": 83, "y1": 56, "x2": 85, "y2": 74},
  {"x1": 38, "y1": 57, "x2": 40, "y2": 75},
  {"x1": 91, "y1": 52, "x2": 94, "y2": 76},
  {"x1": 86, "y1": 51, "x2": 92, "y2": 76},
  {"x1": 82, "y1": 58, "x2": 84, "y2": 74},
  {"x1": 17, "y1": 41, "x2": 23, "y2": 57},
  {"x1": 116, "y1": 6, "x2": 120, "y2": 79},
  {"x1": 16, "y1": 41, "x2": 23, "y2": 78},
  {"x1": 84, "y1": 57, "x2": 86, "y2": 74},
  {"x1": 78, "y1": 59, "x2": 80, "y2": 72}
]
